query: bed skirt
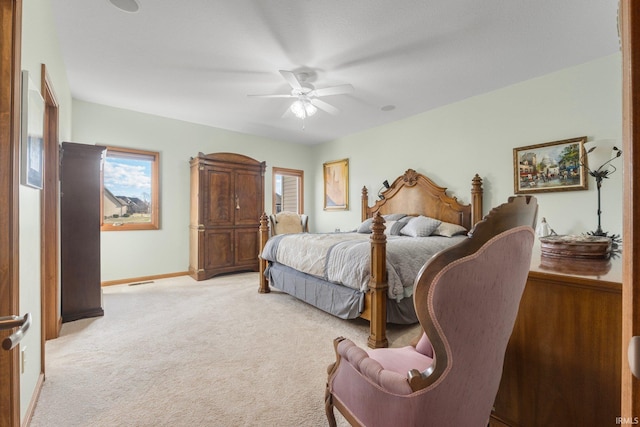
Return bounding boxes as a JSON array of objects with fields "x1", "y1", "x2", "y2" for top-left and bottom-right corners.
[{"x1": 266, "y1": 263, "x2": 418, "y2": 324}]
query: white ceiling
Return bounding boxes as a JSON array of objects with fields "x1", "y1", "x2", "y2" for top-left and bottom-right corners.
[{"x1": 51, "y1": 0, "x2": 620, "y2": 145}]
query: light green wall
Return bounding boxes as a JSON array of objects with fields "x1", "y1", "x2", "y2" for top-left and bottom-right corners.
[
  {"x1": 71, "y1": 100, "x2": 315, "y2": 282},
  {"x1": 20, "y1": 0, "x2": 73, "y2": 421},
  {"x1": 312, "y1": 54, "x2": 623, "y2": 237},
  {"x1": 75, "y1": 54, "x2": 623, "y2": 282}
]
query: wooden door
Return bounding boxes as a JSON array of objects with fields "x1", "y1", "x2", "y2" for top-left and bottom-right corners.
[
  {"x1": 621, "y1": 0, "x2": 640, "y2": 419},
  {"x1": 0, "y1": 1, "x2": 22, "y2": 425}
]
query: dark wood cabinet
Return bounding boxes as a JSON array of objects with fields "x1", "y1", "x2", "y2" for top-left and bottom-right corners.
[
  {"x1": 490, "y1": 245, "x2": 622, "y2": 427},
  {"x1": 60, "y1": 142, "x2": 106, "y2": 322},
  {"x1": 189, "y1": 152, "x2": 265, "y2": 280}
]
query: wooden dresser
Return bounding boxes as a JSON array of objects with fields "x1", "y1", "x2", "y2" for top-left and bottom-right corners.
[
  {"x1": 490, "y1": 243, "x2": 622, "y2": 426},
  {"x1": 60, "y1": 142, "x2": 106, "y2": 322},
  {"x1": 189, "y1": 152, "x2": 266, "y2": 280}
]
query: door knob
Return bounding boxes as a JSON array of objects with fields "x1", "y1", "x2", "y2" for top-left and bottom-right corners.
[
  {"x1": 629, "y1": 336, "x2": 640, "y2": 379},
  {"x1": 0, "y1": 313, "x2": 31, "y2": 351}
]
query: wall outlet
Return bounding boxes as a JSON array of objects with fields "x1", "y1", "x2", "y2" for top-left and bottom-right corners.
[{"x1": 21, "y1": 346, "x2": 26, "y2": 374}]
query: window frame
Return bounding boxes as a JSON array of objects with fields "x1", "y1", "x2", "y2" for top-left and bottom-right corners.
[
  {"x1": 100, "y1": 146, "x2": 160, "y2": 231},
  {"x1": 272, "y1": 167, "x2": 304, "y2": 214}
]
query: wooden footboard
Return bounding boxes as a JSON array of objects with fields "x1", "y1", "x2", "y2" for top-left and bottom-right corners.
[{"x1": 258, "y1": 170, "x2": 484, "y2": 349}]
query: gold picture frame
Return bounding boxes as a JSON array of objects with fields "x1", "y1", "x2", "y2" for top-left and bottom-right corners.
[
  {"x1": 323, "y1": 158, "x2": 349, "y2": 210},
  {"x1": 513, "y1": 136, "x2": 588, "y2": 194}
]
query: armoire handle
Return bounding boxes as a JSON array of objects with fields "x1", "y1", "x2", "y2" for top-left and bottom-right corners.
[{"x1": 235, "y1": 194, "x2": 240, "y2": 210}]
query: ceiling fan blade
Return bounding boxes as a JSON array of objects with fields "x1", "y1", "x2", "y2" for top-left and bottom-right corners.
[
  {"x1": 247, "y1": 93, "x2": 295, "y2": 98},
  {"x1": 279, "y1": 70, "x2": 302, "y2": 90},
  {"x1": 310, "y1": 98, "x2": 340, "y2": 115},
  {"x1": 311, "y1": 84, "x2": 354, "y2": 97}
]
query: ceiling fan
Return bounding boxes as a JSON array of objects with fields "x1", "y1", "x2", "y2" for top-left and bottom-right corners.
[{"x1": 248, "y1": 70, "x2": 354, "y2": 119}]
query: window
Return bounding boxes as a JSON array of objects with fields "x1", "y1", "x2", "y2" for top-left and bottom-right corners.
[
  {"x1": 101, "y1": 146, "x2": 159, "y2": 231},
  {"x1": 272, "y1": 167, "x2": 303, "y2": 214}
]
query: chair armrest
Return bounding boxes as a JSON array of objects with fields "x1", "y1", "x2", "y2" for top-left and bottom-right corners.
[{"x1": 336, "y1": 338, "x2": 414, "y2": 395}]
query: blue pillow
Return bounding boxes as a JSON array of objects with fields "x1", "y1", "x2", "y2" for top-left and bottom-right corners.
[
  {"x1": 384, "y1": 220, "x2": 407, "y2": 236},
  {"x1": 357, "y1": 218, "x2": 374, "y2": 233},
  {"x1": 382, "y1": 213, "x2": 407, "y2": 221}
]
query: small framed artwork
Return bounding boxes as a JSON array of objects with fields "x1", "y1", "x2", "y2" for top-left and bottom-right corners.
[
  {"x1": 323, "y1": 158, "x2": 349, "y2": 210},
  {"x1": 513, "y1": 136, "x2": 588, "y2": 194},
  {"x1": 20, "y1": 70, "x2": 45, "y2": 190}
]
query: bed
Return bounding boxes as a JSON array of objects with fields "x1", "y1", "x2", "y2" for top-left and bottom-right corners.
[{"x1": 258, "y1": 169, "x2": 484, "y2": 348}]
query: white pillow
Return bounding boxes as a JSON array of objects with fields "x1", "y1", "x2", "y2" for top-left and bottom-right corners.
[
  {"x1": 400, "y1": 215, "x2": 441, "y2": 237},
  {"x1": 432, "y1": 221, "x2": 468, "y2": 237}
]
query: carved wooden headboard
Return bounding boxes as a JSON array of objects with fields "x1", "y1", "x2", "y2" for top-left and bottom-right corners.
[{"x1": 361, "y1": 169, "x2": 483, "y2": 230}]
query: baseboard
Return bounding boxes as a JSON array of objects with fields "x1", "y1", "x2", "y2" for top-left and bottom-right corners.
[
  {"x1": 21, "y1": 372, "x2": 44, "y2": 427},
  {"x1": 101, "y1": 271, "x2": 189, "y2": 287}
]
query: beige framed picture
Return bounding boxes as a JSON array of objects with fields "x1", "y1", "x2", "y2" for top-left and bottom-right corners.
[{"x1": 323, "y1": 158, "x2": 349, "y2": 210}]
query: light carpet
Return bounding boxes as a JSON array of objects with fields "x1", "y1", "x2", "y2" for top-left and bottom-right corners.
[{"x1": 29, "y1": 273, "x2": 420, "y2": 427}]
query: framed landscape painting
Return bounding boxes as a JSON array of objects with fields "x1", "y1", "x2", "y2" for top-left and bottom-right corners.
[
  {"x1": 323, "y1": 158, "x2": 349, "y2": 210},
  {"x1": 513, "y1": 136, "x2": 588, "y2": 194}
]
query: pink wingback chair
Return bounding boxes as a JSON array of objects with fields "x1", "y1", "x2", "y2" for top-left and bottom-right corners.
[{"x1": 325, "y1": 196, "x2": 537, "y2": 427}]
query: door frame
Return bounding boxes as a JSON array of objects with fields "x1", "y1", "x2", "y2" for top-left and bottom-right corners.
[
  {"x1": 0, "y1": 0, "x2": 22, "y2": 426},
  {"x1": 41, "y1": 63, "x2": 60, "y2": 345},
  {"x1": 621, "y1": 0, "x2": 640, "y2": 419}
]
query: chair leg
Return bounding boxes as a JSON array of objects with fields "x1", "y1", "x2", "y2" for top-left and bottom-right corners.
[
  {"x1": 325, "y1": 386, "x2": 337, "y2": 427},
  {"x1": 326, "y1": 337, "x2": 346, "y2": 427}
]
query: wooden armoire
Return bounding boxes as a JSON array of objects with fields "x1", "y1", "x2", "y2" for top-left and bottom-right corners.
[
  {"x1": 60, "y1": 142, "x2": 106, "y2": 322},
  {"x1": 189, "y1": 152, "x2": 266, "y2": 280}
]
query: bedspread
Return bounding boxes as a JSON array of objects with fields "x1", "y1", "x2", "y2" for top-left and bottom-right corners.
[{"x1": 261, "y1": 232, "x2": 465, "y2": 302}]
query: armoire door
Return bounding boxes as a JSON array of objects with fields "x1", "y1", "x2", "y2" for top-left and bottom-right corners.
[
  {"x1": 235, "y1": 228, "x2": 260, "y2": 267},
  {"x1": 203, "y1": 167, "x2": 234, "y2": 228},
  {"x1": 204, "y1": 229, "x2": 234, "y2": 271},
  {"x1": 234, "y1": 169, "x2": 263, "y2": 226}
]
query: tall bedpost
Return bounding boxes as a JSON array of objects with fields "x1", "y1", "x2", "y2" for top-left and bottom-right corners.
[
  {"x1": 258, "y1": 212, "x2": 270, "y2": 293},
  {"x1": 471, "y1": 174, "x2": 484, "y2": 226},
  {"x1": 368, "y1": 213, "x2": 388, "y2": 348},
  {"x1": 361, "y1": 186, "x2": 369, "y2": 222}
]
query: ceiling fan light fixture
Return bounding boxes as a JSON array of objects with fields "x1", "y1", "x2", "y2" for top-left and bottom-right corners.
[
  {"x1": 249, "y1": 69, "x2": 350, "y2": 121},
  {"x1": 290, "y1": 99, "x2": 317, "y2": 119}
]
